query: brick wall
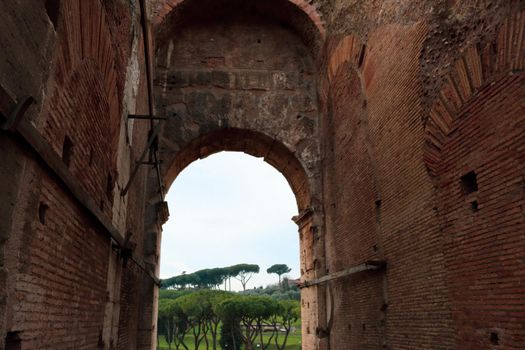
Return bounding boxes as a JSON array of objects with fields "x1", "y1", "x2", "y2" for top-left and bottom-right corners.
[
  {"x1": 319, "y1": 2, "x2": 524, "y2": 350},
  {"x1": 1, "y1": 0, "x2": 523, "y2": 349},
  {"x1": 322, "y1": 57, "x2": 385, "y2": 349},
  {"x1": 0, "y1": 0, "x2": 154, "y2": 349},
  {"x1": 11, "y1": 172, "x2": 109, "y2": 349},
  {"x1": 438, "y1": 73, "x2": 525, "y2": 349}
]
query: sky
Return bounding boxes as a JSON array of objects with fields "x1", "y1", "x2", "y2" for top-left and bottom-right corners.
[{"x1": 159, "y1": 151, "x2": 300, "y2": 291}]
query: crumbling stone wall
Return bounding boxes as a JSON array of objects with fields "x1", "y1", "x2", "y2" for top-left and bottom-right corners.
[
  {"x1": 153, "y1": 10, "x2": 325, "y2": 349},
  {"x1": 0, "y1": 0, "x2": 523, "y2": 349}
]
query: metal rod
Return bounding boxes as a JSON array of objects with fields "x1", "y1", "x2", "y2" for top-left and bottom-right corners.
[
  {"x1": 139, "y1": 0, "x2": 155, "y2": 121},
  {"x1": 128, "y1": 114, "x2": 167, "y2": 120},
  {"x1": 136, "y1": 160, "x2": 163, "y2": 165},
  {"x1": 121, "y1": 122, "x2": 162, "y2": 196},
  {"x1": 153, "y1": 149, "x2": 165, "y2": 201},
  {"x1": 299, "y1": 260, "x2": 386, "y2": 288},
  {"x1": 130, "y1": 256, "x2": 161, "y2": 287},
  {"x1": 139, "y1": 0, "x2": 166, "y2": 204}
]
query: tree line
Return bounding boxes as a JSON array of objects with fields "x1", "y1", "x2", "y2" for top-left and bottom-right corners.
[
  {"x1": 158, "y1": 290, "x2": 300, "y2": 350},
  {"x1": 161, "y1": 264, "x2": 292, "y2": 291}
]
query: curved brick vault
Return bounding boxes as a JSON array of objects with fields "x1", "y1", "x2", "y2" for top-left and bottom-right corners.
[
  {"x1": 153, "y1": 0, "x2": 326, "y2": 56},
  {"x1": 423, "y1": 11, "x2": 525, "y2": 175}
]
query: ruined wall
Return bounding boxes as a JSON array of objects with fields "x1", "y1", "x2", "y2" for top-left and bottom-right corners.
[
  {"x1": 154, "y1": 17, "x2": 320, "y2": 187},
  {"x1": 0, "y1": 0, "x2": 523, "y2": 349},
  {"x1": 153, "y1": 9, "x2": 325, "y2": 349},
  {"x1": 319, "y1": 1, "x2": 524, "y2": 349},
  {"x1": 0, "y1": 0, "x2": 158, "y2": 349}
]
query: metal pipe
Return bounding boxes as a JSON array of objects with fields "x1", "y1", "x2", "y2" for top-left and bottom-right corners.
[
  {"x1": 139, "y1": 0, "x2": 155, "y2": 123},
  {"x1": 299, "y1": 260, "x2": 386, "y2": 288},
  {"x1": 138, "y1": 0, "x2": 166, "y2": 202},
  {"x1": 128, "y1": 114, "x2": 167, "y2": 120},
  {"x1": 120, "y1": 122, "x2": 162, "y2": 196}
]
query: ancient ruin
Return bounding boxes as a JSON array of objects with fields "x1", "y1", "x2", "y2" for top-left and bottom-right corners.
[{"x1": 0, "y1": 0, "x2": 524, "y2": 348}]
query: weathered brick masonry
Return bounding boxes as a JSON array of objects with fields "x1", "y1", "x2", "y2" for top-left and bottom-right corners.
[{"x1": 0, "y1": 0, "x2": 524, "y2": 349}]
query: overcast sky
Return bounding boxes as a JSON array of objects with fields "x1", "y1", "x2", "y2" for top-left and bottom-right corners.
[{"x1": 159, "y1": 151, "x2": 300, "y2": 291}]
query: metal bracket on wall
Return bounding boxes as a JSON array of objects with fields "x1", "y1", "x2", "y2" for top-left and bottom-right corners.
[
  {"x1": 299, "y1": 260, "x2": 386, "y2": 288},
  {"x1": 120, "y1": 121, "x2": 163, "y2": 196}
]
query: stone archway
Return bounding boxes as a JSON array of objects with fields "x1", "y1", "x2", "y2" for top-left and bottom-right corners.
[
  {"x1": 138, "y1": 1, "x2": 328, "y2": 348},
  {"x1": 147, "y1": 126, "x2": 324, "y2": 350}
]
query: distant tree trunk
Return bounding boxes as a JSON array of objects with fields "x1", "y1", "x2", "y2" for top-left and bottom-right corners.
[{"x1": 231, "y1": 328, "x2": 237, "y2": 350}]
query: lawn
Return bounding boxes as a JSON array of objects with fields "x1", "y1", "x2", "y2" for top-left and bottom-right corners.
[{"x1": 157, "y1": 332, "x2": 302, "y2": 350}]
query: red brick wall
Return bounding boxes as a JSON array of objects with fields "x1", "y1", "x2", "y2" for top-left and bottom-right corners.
[
  {"x1": 320, "y1": 4, "x2": 524, "y2": 350},
  {"x1": 323, "y1": 60, "x2": 385, "y2": 348},
  {"x1": 364, "y1": 22, "x2": 455, "y2": 349},
  {"x1": 0, "y1": 0, "x2": 154, "y2": 348},
  {"x1": 43, "y1": 61, "x2": 115, "y2": 214},
  {"x1": 320, "y1": 21, "x2": 455, "y2": 349},
  {"x1": 437, "y1": 73, "x2": 525, "y2": 348},
  {"x1": 11, "y1": 172, "x2": 109, "y2": 349}
]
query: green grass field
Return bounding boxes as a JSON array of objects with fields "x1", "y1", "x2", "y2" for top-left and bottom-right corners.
[{"x1": 157, "y1": 332, "x2": 302, "y2": 350}]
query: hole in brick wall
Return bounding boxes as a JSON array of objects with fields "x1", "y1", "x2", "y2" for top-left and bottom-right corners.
[
  {"x1": 348, "y1": 324, "x2": 351, "y2": 331},
  {"x1": 106, "y1": 174, "x2": 114, "y2": 199},
  {"x1": 491, "y1": 42, "x2": 498, "y2": 55},
  {"x1": 373, "y1": 244, "x2": 378, "y2": 252},
  {"x1": 62, "y1": 136, "x2": 74, "y2": 167},
  {"x1": 362, "y1": 323, "x2": 366, "y2": 332},
  {"x1": 98, "y1": 330, "x2": 105, "y2": 349},
  {"x1": 470, "y1": 200, "x2": 479, "y2": 212},
  {"x1": 375, "y1": 199, "x2": 382, "y2": 224},
  {"x1": 476, "y1": 42, "x2": 483, "y2": 52},
  {"x1": 5, "y1": 331, "x2": 21, "y2": 350},
  {"x1": 358, "y1": 44, "x2": 366, "y2": 68},
  {"x1": 38, "y1": 202, "x2": 48, "y2": 224},
  {"x1": 460, "y1": 171, "x2": 478, "y2": 195},
  {"x1": 257, "y1": 39, "x2": 261, "y2": 44},
  {"x1": 490, "y1": 331, "x2": 499, "y2": 345},
  {"x1": 45, "y1": 0, "x2": 60, "y2": 30},
  {"x1": 89, "y1": 147, "x2": 94, "y2": 166}
]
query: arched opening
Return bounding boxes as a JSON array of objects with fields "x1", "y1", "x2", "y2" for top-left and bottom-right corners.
[
  {"x1": 158, "y1": 151, "x2": 302, "y2": 348},
  {"x1": 143, "y1": 129, "x2": 321, "y2": 349},
  {"x1": 163, "y1": 128, "x2": 313, "y2": 211}
]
